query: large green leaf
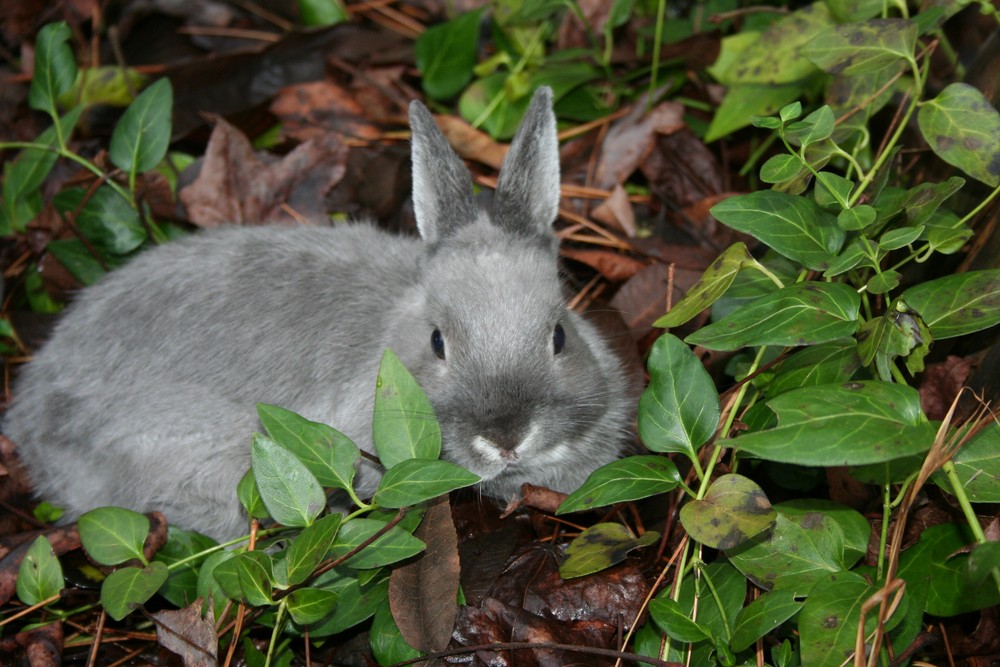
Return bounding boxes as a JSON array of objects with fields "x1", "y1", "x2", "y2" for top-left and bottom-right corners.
[
  {"x1": 856, "y1": 299, "x2": 931, "y2": 381},
  {"x1": 637, "y1": 334, "x2": 720, "y2": 458},
  {"x1": 686, "y1": 282, "x2": 860, "y2": 351},
  {"x1": 154, "y1": 527, "x2": 219, "y2": 609},
  {"x1": 933, "y1": 423, "x2": 1000, "y2": 502},
  {"x1": 798, "y1": 571, "x2": 878, "y2": 667},
  {"x1": 913, "y1": 524, "x2": 1000, "y2": 616},
  {"x1": 75, "y1": 186, "x2": 146, "y2": 254},
  {"x1": 802, "y1": 19, "x2": 916, "y2": 75},
  {"x1": 680, "y1": 474, "x2": 776, "y2": 550},
  {"x1": 372, "y1": 349, "x2": 441, "y2": 468},
  {"x1": 731, "y1": 588, "x2": 805, "y2": 651},
  {"x1": 710, "y1": 191, "x2": 845, "y2": 270},
  {"x1": 78, "y1": 507, "x2": 150, "y2": 566},
  {"x1": 329, "y1": 518, "x2": 425, "y2": 570},
  {"x1": 372, "y1": 459, "x2": 479, "y2": 508},
  {"x1": 725, "y1": 381, "x2": 935, "y2": 466},
  {"x1": 654, "y1": 242, "x2": 758, "y2": 328},
  {"x1": 16, "y1": 536, "x2": 64, "y2": 606},
  {"x1": 101, "y1": 562, "x2": 169, "y2": 621},
  {"x1": 109, "y1": 77, "x2": 173, "y2": 178},
  {"x1": 557, "y1": 455, "x2": 681, "y2": 513},
  {"x1": 285, "y1": 513, "x2": 343, "y2": 586},
  {"x1": 212, "y1": 551, "x2": 274, "y2": 607},
  {"x1": 918, "y1": 83, "x2": 1000, "y2": 187},
  {"x1": 901, "y1": 269, "x2": 1000, "y2": 339},
  {"x1": 250, "y1": 433, "x2": 326, "y2": 529},
  {"x1": 559, "y1": 523, "x2": 659, "y2": 579},
  {"x1": 414, "y1": 8, "x2": 485, "y2": 100},
  {"x1": 28, "y1": 22, "x2": 77, "y2": 117},
  {"x1": 766, "y1": 340, "x2": 861, "y2": 397},
  {"x1": 286, "y1": 588, "x2": 339, "y2": 625},
  {"x1": 257, "y1": 404, "x2": 359, "y2": 492}
]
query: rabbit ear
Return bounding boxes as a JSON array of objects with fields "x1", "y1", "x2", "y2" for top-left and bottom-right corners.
[
  {"x1": 409, "y1": 100, "x2": 479, "y2": 244},
  {"x1": 493, "y1": 86, "x2": 560, "y2": 238}
]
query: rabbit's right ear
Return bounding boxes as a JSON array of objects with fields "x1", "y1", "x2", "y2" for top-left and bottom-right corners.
[{"x1": 409, "y1": 101, "x2": 479, "y2": 244}]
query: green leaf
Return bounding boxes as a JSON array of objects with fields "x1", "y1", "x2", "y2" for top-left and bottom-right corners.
[
  {"x1": 802, "y1": 19, "x2": 916, "y2": 75},
  {"x1": 212, "y1": 551, "x2": 274, "y2": 606},
  {"x1": 731, "y1": 588, "x2": 805, "y2": 651},
  {"x1": 727, "y1": 502, "x2": 861, "y2": 591},
  {"x1": 822, "y1": 238, "x2": 880, "y2": 277},
  {"x1": 637, "y1": 334, "x2": 721, "y2": 458},
  {"x1": 725, "y1": 381, "x2": 935, "y2": 466},
  {"x1": 372, "y1": 459, "x2": 479, "y2": 508},
  {"x1": 78, "y1": 507, "x2": 150, "y2": 566},
  {"x1": 761, "y1": 154, "x2": 804, "y2": 183},
  {"x1": 46, "y1": 239, "x2": 107, "y2": 285},
  {"x1": 967, "y1": 542, "x2": 1000, "y2": 586},
  {"x1": 109, "y1": 78, "x2": 173, "y2": 178},
  {"x1": 654, "y1": 242, "x2": 758, "y2": 328},
  {"x1": 237, "y1": 469, "x2": 269, "y2": 520},
  {"x1": 933, "y1": 423, "x2": 1000, "y2": 502},
  {"x1": 16, "y1": 536, "x2": 64, "y2": 606},
  {"x1": 880, "y1": 225, "x2": 924, "y2": 250},
  {"x1": 680, "y1": 474, "x2": 776, "y2": 550},
  {"x1": 287, "y1": 588, "x2": 339, "y2": 624},
  {"x1": 29, "y1": 22, "x2": 77, "y2": 116},
  {"x1": 559, "y1": 523, "x2": 659, "y2": 579},
  {"x1": 710, "y1": 191, "x2": 845, "y2": 270},
  {"x1": 707, "y1": 83, "x2": 806, "y2": 142},
  {"x1": 101, "y1": 561, "x2": 169, "y2": 621},
  {"x1": 62, "y1": 66, "x2": 147, "y2": 108},
  {"x1": 786, "y1": 105, "x2": 835, "y2": 147},
  {"x1": 257, "y1": 404, "x2": 360, "y2": 492},
  {"x1": 649, "y1": 595, "x2": 712, "y2": 643},
  {"x1": 329, "y1": 518, "x2": 425, "y2": 569},
  {"x1": 286, "y1": 513, "x2": 343, "y2": 586},
  {"x1": 370, "y1": 602, "x2": 425, "y2": 665},
  {"x1": 373, "y1": 349, "x2": 441, "y2": 468},
  {"x1": 76, "y1": 186, "x2": 146, "y2": 254},
  {"x1": 251, "y1": 433, "x2": 326, "y2": 529},
  {"x1": 798, "y1": 571, "x2": 877, "y2": 667},
  {"x1": 826, "y1": 0, "x2": 886, "y2": 21},
  {"x1": 414, "y1": 8, "x2": 485, "y2": 100},
  {"x1": 767, "y1": 340, "x2": 861, "y2": 397},
  {"x1": 686, "y1": 282, "x2": 860, "y2": 351},
  {"x1": 154, "y1": 527, "x2": 219, "y2": 609},
  {"x1": 866, "y1": 269, "x2": 901, "y2": 294},
  {"x1": 918, "y1": 82, "x2": 1000, "y2": 186},
  {"x1": 814, "y1": 171, "x2": 853, "y2": 208},
  {"x1": 901, "y1": 269, "x2": 1000, "y2": 339},
  {"x1": 837, "y1": 204, "x2": 876, "y2": 231},
  {"x1": 308, "y1": 574, "x2": 388, "y2": 637},
  {"x1": 779, "y1": 102, "x2": 803, "y2": 122},
  {"x1": 297, "y1": 0, "x2": 348, "y2": 26},
  {"x1": 902, "y1": 176, "x2": 965, "y2": 226},
  {"x1": 856, "y1": 299, "x2": 930, "y2": 380},
  {"x1": 557, "y1": 455, "x2": 681, "y2": 514}
]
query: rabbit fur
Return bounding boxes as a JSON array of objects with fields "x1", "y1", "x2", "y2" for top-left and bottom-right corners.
[{"x1": 4, "y1": 87, "x2": 633, "y2": 540}]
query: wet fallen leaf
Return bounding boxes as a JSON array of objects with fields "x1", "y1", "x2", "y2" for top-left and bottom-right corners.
[
  {"x1": 151, "y1": 599, "x2": 218, "y2": 666},
  {"x1": 593, "y1": 99, "x2": 685, "y2": 190},
  {"x1": 270, "y1": 80, "x2": 381, "y2": 143}
]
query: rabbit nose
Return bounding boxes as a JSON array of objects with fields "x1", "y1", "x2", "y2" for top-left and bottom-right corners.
[{"x1": 480, "y1": 425, "x2": 523, "y2": 452}]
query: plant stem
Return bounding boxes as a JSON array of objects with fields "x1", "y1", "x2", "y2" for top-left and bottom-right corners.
[
  {"x1": 265, "y1": 600, "x2": 287, "y2": 667},
  {"x1": 942, "y1": 460, "x2": 1000, "y2": 592},
  {"x1": 647, "y1": 0, "x2": 667, "y2": 107},
  {"x1": 877, "y1": 484, "x2": 891, "y2": 581}
]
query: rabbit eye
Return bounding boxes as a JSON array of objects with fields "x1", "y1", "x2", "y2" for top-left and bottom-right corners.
[
  {"x1": 553, "y1": 323, "x2": 566, "y2": 355},
  {"x1": 431, "y1": 328, "x2": 446, "y2": 359}
]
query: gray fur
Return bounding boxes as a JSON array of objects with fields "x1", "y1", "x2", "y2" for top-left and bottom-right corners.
[{"x1": 4, "y1": 87, "x2": 632, "y2": 540}]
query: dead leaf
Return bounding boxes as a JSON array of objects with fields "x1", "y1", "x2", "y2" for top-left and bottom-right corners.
[
  {"x1": 270, "y1": 80, "x2": 381, "y2": 143},
  {"x1": 561, "y1": 247, "x2": 646, "y2": 283},
  {"x1": 920, "y1": 355, "x2": 976, "y2": 421},
  {"x1": 0, "y1": 619, "x2": 62, "y2": 666},
  {"x1": 151, "y1": 599, "x2": 218, "y2": 667},
  {"x1": 179, "y1": 117, "x2": 348, "y2": 225},
  {"x1": 610, "y1": 262, "x2": 704, "y2": 341},
  {"x1": 436, "y1": 114, "x2": 508, "y2": 170},
  {"x1": 641, "y1": 128, "x2": 725, "y2": 210},
  {"x1": 592, "y1": 184, "x2": 636, "y2": 237},
  {"x1": 593, "y1": 100, "x2": 685, "y2": 190},
  {"x1": 389, "y1": 495, "x2": 459, "y2": 654}
]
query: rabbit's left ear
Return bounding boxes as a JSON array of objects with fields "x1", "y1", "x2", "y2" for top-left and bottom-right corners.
[{"x1": 493, "y1": 87, "x2": 560, "y2": 237}]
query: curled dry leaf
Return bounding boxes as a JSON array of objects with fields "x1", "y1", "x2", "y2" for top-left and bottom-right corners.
[
  {"x1": 151, "y1": 599, "x2": 218, "y2": 667},
  {"x1": 561, "y1": 247, "x2": 646, "y2": 283},
  {"x1": 593, "y1": 100, "x2": 685, "y2": 190},
  {"x1": 436, "y1": 114, "x2": 508, "y2": 170},
  {"x1": 641, "y1": 128, "x2": 725, "y2": 210},
  {"x1": 270, "y1": 80, "x2": 381, "y2": 143},
  {"x1": 592, "y1": 184, "x2": 637, "y2": 237},
  {"x1": 179, "y1": 117, "x2": 348, "y2": 226}
]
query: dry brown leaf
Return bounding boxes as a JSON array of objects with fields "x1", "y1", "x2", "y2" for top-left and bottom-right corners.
[
  {"x1": 611, "y1": 262, "x2": 704, "y2": 341},
  {"x1": 0, "y1": 619, "x2": 62, "y2": 666},
  {"x1": 270, "y1": 80, "x2": 381, "y2": 143},
  {"x1": 593, "y1": 100, "x2": 685, "y2": 190},
  {"x1": 179, "y1": 117, "x2": 348, "y2": 226},
  {"x1": 641, "y1": 128, "x2": 725, "y2": 209},
  {"x1": 151, "y1": 599, "x2": 218, "y2": 667},
  {"x1": 561, "y1": 247, "x2": 646, "y2": 283},
  {"x1": 591, "y1": 184, "x2": 637, "y2": 237},
  {"x1": 389, "y1": 495, "x2": 460, "y2": 654},
  {"x1": 920, "y1": 355, "x2": 976, "y2": 421},
  {"x1": 436, "y1": 114, "x2": 508, "y2": 170}
]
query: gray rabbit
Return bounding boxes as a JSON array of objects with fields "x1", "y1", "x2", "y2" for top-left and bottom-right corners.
[{"x1": 3, "y1": 87, "x2": 632, "y2": 540}]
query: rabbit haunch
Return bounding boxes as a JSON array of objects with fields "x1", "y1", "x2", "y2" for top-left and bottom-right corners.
[{"x1": 3, "y1": 87, "x2": 632, "y2": 540}]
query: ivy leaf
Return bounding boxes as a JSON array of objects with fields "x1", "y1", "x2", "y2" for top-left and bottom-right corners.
[
  {"x1": 372, "y1": 459, "x2": 479, "y2": 508},
  {"x1": 373, "y1": 349, "x2": 441, "y2": 468},
  {"x1": 558, "y1": 455, "x2": 681, "y2": 514},
  {"x1": 918, "y1": 83, "x2": 1000, "y2": 187},
  {"x1": 802, "y1": 19, "x2": 916, "y2": 75},
  {"x1": 212, "y1": 551, "x2": 274, "y2": 607},
  {"x1": 649, "y1": 595, "x2": 713, "y2": 643},
  {"x1": 78, "y1": 507, "x2": 150, "y2": 566},
  {"x1": 725, "y1": 381, "x2": 935, "y2": 466},
  {"x1": 679, "y1": 474, "x2": 776, "y2": 550},
  {"x1": 329, "y1": 518, "x2": 425, "y2": 570},
  {"x1": 686, "y1": 282, "x2": 860, "y2": 351},
  {"x1": 257, "y1": 404, "x2": 360, "y2": 493},
  {"x1": 28, "y1": 22, "x2": 77, "y2": 117},
  {"x1": 638, "y1": 334, "x2": 721, "y2": 459},
  {"x1": 251, "y1": 433, "x2": 326, "y2": 529},
  {"x1": 109, "y1": 78, "x2": 173, "y2": 179},
  {"x1": 654, "y1": 242, "x2": 758, "y2": 328},
  {"x1": 285, "y1": 513, "x2": 343, "y2": 586},
  {"x1": 901, "y1": 269, "x2": 1000, "y2": 339},
  {"x1": 731, "y1": 589, "x2": 805, "y2": 651},
  {"x1": 711, "y1": 191, "x2": 845, "y2": 270},
  {"x1": 101, "y1": 562, "x2": 169, "y2": 621},
  {"x1": 559, "y1": 523, "x2": 659, "y2": 579},
  {"x1": 16, "y1": 536, "x2": 64, "y2": 606}
]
